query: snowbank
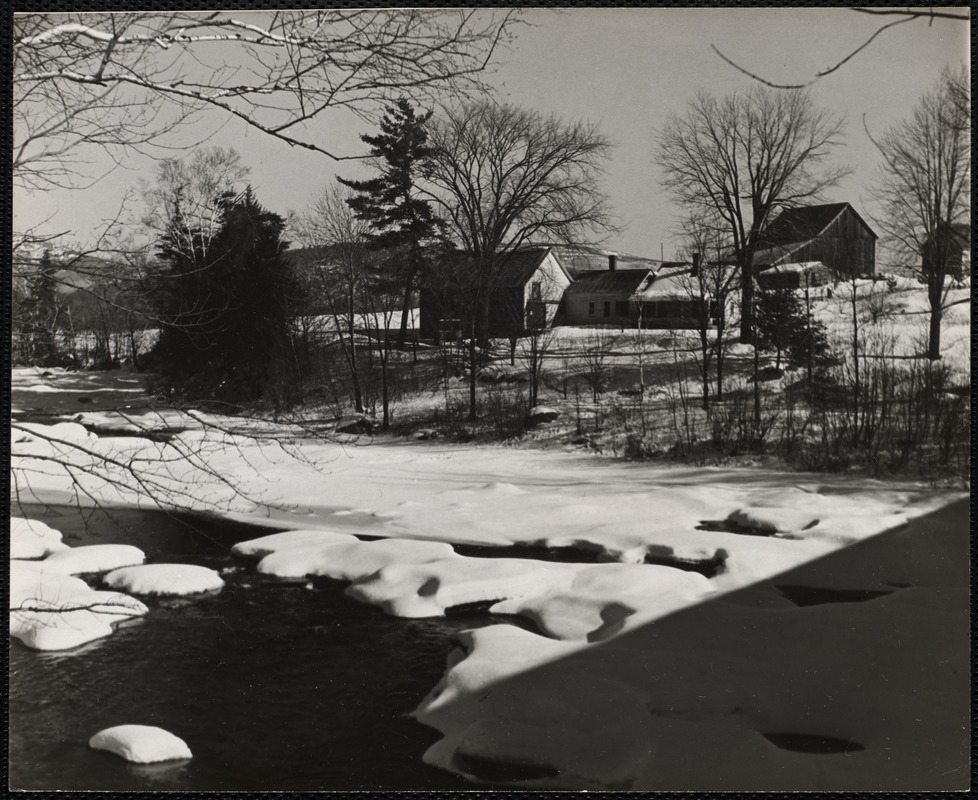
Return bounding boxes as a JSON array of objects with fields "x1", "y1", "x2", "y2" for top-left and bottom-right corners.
[
  {"x1": 89, "y1": 725, "x2": 192, "y2": 763},
  {"x1": 41, "y1": 544, "x2": 145, "y2": 575},
  {"x1": 10, "y1": 517, "x2": 68, "y2": 559},
  {"x1": 104, "y1": 564, "x2": 225, "y2": 596},
  {"x1": 10, "y1": 559, "x2": 148, "y2": 651},
  {"x1": 231, "y1": 529, "x2": 359, "y2": 560}
]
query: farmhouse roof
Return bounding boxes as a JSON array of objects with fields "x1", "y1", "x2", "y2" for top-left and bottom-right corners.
[
  {"x1": 636, "y1": 269, "x2": 700, "y2": 301},
  {"x1": 431, "y1": 247, "x2": 565, "y2": 289},
  {"x1": 564, "y1": 268, "x2": 654, "y2": 295},
  {"x1": 544, "y1": 244, "x2": 662, "y2": 278}
]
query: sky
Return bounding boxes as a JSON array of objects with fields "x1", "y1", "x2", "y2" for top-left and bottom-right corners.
[{"x1": 13, "y1": 7, "x2": 970, "y2": 261}]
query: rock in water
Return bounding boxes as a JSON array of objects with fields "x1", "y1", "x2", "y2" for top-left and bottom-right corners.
[
  {"x1": 103, "y1": 563, "x2": 224, "y2": 596},
  {"x1": 89, "y1": 725, "x2": 192, "y2": 763}
]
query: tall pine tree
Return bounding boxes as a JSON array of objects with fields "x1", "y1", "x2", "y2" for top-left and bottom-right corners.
[
  {"x1": 338, "y1": 98, "x2": 443, "y2": 346},
  {"x1": 17, "y1": 249, "x2": 62, "y2": 365}
]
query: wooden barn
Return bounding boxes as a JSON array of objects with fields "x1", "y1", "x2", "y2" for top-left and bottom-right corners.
[
  {"x1": 753, "y1": 203, "x2": 877, "y2": 280},
  {"x1": 419, "y1": 246, "x2": 571, "y2": 341}
]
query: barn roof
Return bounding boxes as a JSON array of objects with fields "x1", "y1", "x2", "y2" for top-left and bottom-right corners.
[
  {"x1": 564, "y1": 268, "x2": 654, "y2": 296},
  {"x1": 430, "y1": 247, "x2": 561, "y2": 289},
  {"x1": 751, "y1": 241, "x2": 811, "y2": 267},
  {"x1": 760, "y1": 202, "x2": 878, "y2": 246}
]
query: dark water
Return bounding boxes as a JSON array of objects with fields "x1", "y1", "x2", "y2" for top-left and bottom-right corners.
[{"x1": 9, "y1": 505, "x2": 515, "y2": 791}]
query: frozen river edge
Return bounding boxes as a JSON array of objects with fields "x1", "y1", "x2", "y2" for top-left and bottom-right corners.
[{"x1": 10, "y1": 367, "x2": 969, "y2": 790}]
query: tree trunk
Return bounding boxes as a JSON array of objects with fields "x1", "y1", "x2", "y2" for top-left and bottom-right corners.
[
  {"x1": 739, "y1": 265, "x2": 754, "y2": 343},
  {"x1": 396, "y1": 282, "x2": 412, "y2": 349},
  {"x1": 381, "y1": 359, "x2": 390, "y2": 429},
  {"x1": 752, "y1": 342, "x2": 761, "y2": 430},
  {"x1": 928, "y1": 305, "x2": 943, "y2": 361},
  {"x1": 346, "y1": 287, "x2": 364, "y2": 414},
  {"x1": 468, "y1": 337, "x2": 478, "y2": 421},
  {"x1": 850, "y1": 284, "x2": 860, "y2": 445}
]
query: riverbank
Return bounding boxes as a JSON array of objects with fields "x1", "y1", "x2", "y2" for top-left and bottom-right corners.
[{"x1": 9, "y1": 366, "x2": 970, "y2": 789}]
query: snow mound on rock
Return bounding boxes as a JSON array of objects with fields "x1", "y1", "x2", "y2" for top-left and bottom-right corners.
[
  {"x1": 231, "y1": 529, "x2": 358, "y2": 560},
  {"x1": 13, "y1": 609, "x2": 116, "y2": 651},
  {"x1": 727, "y1": 506, "x2": 819, "y2": 534},
  {"x1": 10, "y1": 517, "x2": 68, "y2": 559},
  {"x1": 41, "y1": 544, "x2": 145, "y2": 575},
  {"x1": 89, "y1": 725, "x2": 192, "y2": 763},
  {"x1": 257, "y1": 537, "x2": 457, "y2": 581},
  {"x1": 10, "y1": 560, "x2": 147, "y2": 651},
  {"x1": 104, "y1": 564, "x2": 224, "y2": 596}
]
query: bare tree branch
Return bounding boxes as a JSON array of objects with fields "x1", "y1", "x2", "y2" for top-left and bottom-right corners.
[
  {"x1": 14, "y1": 10, "x2": 521, "y2": 190},
  {"x1": 712, "y1": 9, "x2": 965, "y2": 89}
]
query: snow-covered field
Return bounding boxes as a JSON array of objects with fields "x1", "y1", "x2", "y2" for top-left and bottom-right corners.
[{"x1": 9, "y1": 365, "x2": 968, "y2": 789}]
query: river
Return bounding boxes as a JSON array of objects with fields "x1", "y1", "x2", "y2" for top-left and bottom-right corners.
[{"x1": 9, "y1": 503, "x2": 524, "y2": 790}]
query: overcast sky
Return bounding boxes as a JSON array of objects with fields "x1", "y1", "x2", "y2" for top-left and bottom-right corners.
[{"x1": 13, "y1": 7, "x2": 969, "y2": 261}]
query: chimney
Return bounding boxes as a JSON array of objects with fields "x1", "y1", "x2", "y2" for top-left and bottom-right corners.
[
  {"x1": 691, "y1": 252, "x2": 701, "y2": 277},
  {"x1": 608, "y1": 254, "x2": 618, "y2": 272}
]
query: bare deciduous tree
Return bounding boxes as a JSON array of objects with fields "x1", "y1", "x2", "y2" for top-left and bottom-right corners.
[
  {"x1": 870, "y1": 67, "x2": 971, "y2": 361},
  {"x1": 295, "y1": 184, "x2": 375, "y2": 414},
  {"x1": 656, "y1": 87, "x2": 849, "y2": 342},
  {"x1": 675, "y1": 212, "x2": 740, "y2": 407},
  {"x1": 14, "y1": 10, "x2": 520, "y2": 190},
  {"x1": 140, "y1": 146, "x2": 251, "y2": 260},
  {"x1": 423, "y1": 100, "x2": 614, "y2": 419}
]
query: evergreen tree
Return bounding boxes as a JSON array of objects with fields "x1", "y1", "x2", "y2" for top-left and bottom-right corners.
[
  {"x1": 338, "y1": 98, "x2": 443, "y2": 346},
  {"x1": 148, "y1": 187, "x2": 297, "y2": 403},
  {"x1": 755, "y1": 285, "x2": 829, "y2": 373},
  {"x1": 17, "y1": 249, "x2": 62, "y2": 365}
]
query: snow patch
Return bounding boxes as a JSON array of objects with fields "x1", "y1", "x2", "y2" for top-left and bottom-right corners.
[
  {"x1": 510, "y1": 564, "x2": 715, "y2": 641},
  {"x1": 348, "y1": 556, "x2": 571, "y2": 619},
  {"x1": 10, "y1": 517, "x2": 68, "y2": 559}
]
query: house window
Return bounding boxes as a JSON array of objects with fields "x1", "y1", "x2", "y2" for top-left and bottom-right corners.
[
  {"x1": 615, "y1": 301, "x2": 629, "y2": 317},
  {"x1": 531, "y1": 281, "x2": 542, "y2": 301},
  {"x1": 603, "y1": 301, "x2": 611, "y2": 317},
  {"x1": 588, "y1": 301, "x2": 595, "y2": 317}
]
